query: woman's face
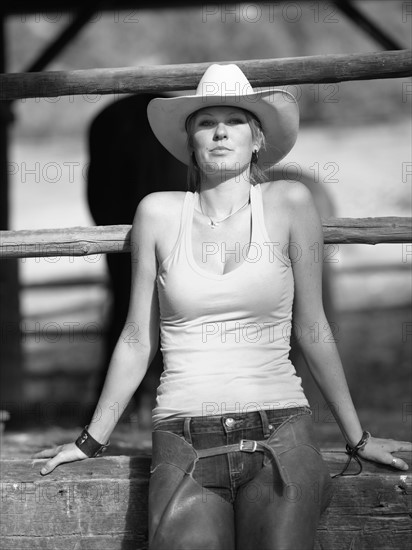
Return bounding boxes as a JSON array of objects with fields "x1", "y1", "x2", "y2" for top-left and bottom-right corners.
[{"x1": 189, "y1": 106, "x2": 257, "y2": 177}]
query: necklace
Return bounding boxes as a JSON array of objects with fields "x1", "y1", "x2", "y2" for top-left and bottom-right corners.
[{"x1": 198, "y1": 192, "x2": 250, "y2": 229}]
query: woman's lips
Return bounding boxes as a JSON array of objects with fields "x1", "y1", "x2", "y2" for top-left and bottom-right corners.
[{"x1": 210, "y1": 147, "x2": 232, "y2": 153}]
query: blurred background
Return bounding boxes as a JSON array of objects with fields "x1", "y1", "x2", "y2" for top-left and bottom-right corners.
[{"x1": 1, "y1": 1, "x2": 411, "y2": 449}]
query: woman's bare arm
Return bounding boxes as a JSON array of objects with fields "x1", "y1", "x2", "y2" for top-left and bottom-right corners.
[
  {"x1": 34, "y1": 192, "x2": 162, "y2": 473},
  {"x1": 86, "y1": 192, "x2": 161, "y2": 443},
  {"x1": 286, "y1": 180, "x2": 411, "y2": 469}
]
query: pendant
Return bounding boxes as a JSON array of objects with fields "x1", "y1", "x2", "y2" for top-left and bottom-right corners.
[{"x1": 209, "y1": 220, "x2": 219, "y2": 229}]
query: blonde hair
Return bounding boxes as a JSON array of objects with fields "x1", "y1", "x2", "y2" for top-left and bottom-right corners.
[{"x1": 185, "y1": 108, "x2": 267, "y2": 192}]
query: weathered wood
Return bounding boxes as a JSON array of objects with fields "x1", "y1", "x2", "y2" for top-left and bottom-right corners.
[
  {"x1": 1, "y1": 0, "x2": 383, "y2": 16},
  {"x1": 320, "y1": 216, "x2": 412, "y2": 244},
  {"x1": 0, "y1": 537, "x2": 147, "y2": 550},
  {"x1": 0, "y1": 0, "x2": 391, "y2": 15},
  {"x1": 0, "y1": 50, "x2": 410, "y2": 100},
  {"x1": 1, "y1": 451, "x2": 411, "y2": 549},
  {"x1": 0, "y1": 217, "x2": 411, "y2": 259}
]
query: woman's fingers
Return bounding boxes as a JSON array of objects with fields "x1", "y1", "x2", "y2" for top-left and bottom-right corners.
[
  {"x1": 372, "y1": 438, "x2": 412, "y2": 452},
  {"x1": 360, "y1": 451, "x2": 409, "y2": 471},
  {"x1": 358, "y1": 437, "x2": 411, "y2": 471},
  {"x1": 40, "y1": 452, "x2": 75, "y2": 475},
  {"x1": 393, "y1": 440, "x2": 412, "y2": 452},
  {"x1": 32, "y1": 443, "x2": 88, "y2": 475},
  {"x1": 389, "y1": 455, "x2": 409, "y2": 471},
  {"x1": 32, "y1": 445, "x2": 63, "y2": 459}
]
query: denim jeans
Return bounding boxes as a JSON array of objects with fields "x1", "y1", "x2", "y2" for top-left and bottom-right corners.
[{"x1": 148, "y1": 406, "x2": 334, "y2": 550}]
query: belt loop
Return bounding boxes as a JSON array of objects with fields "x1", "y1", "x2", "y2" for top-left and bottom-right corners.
[
  {"x1": 183, "y1": 417, "x2": 193, "y2": 444},
  {"x1": 258, "y1": 409, "x2": 270, "y2": 438}
]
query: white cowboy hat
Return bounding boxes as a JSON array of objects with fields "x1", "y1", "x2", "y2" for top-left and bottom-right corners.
[{"x1": 147, "y1": 63, "x2": 299, "y2": 167}]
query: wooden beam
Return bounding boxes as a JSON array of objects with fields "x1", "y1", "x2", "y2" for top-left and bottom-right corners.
[
  {"x1": 0, "y1": 15, "x2": 24, "y2": 422},
  {"x1": 0, "y1": 50, "x2": 410, "y2": 100},
  {"x1": 23, "y1": 3, "x2": 100, "y2": 73},
  {"x1": 0, "y1": 217, "x2": 411, "y2": 259},
  {"x1": 0, "y1": 0, "x2": 393, "y2": 17},
  {"x1": 1, "y1": 450, "x2": 411, "y2": 549},
  {"x1": 335, "y1": 0, "x2": 404, "y2": 51}
]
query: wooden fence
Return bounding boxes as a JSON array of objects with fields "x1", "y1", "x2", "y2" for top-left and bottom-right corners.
[{"x1": 0, "y1": 50, "x2": 411, "y2": 257}]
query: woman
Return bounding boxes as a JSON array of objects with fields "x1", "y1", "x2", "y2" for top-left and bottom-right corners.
[{"x1": 35, "y1": 64, "x2": 411, "y2": 550}]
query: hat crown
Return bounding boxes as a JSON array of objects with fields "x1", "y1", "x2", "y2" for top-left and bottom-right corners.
[{"x1": 195, "y1": 64, "x2": 254, "y2": 98}]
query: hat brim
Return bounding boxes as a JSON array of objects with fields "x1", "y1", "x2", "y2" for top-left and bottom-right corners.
[{"x1": 147, "y1": 89, "x2": 299, "y2": 168}]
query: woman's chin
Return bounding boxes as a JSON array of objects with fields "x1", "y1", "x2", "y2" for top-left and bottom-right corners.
[{"x1": 200, "y1": 161, "x2": 249, "y2": 176}]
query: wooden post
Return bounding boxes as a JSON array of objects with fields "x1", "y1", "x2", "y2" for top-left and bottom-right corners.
[{"x1": 0, "y1": 16, "x2": 23, "y2": 426}]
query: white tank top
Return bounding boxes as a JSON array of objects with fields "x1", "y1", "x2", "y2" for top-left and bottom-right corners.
[{"x1": 153, "y1": 183, "x2": 309, "y2": 428}]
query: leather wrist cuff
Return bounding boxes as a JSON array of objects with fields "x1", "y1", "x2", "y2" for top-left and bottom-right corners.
[{"x1": 75, "y1": 425, "x2": 110, "y2": 458}]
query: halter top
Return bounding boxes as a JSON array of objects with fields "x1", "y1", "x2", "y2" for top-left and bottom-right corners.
[{"x1": 153, "y1": 183, "x2": 309, "y2": 427}]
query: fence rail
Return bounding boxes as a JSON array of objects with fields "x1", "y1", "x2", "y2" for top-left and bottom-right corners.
[
  {"x1": 0, "y1": 50, "x2": 410, "y2": 100},
  {"x1": 0, "y1": 217, "x2": 411, "y2": 259}
]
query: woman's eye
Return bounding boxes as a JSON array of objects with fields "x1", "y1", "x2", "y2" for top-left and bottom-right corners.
[{"x1": 196, "y1": 117, "x2": 245, "y2": 127}]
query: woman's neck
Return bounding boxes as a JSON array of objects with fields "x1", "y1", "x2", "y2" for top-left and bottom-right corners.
[{"x1": 196, "y1": 175, "x2": 252, "y2": 218}]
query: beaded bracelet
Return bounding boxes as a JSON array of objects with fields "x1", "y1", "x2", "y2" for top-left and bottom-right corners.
[
  {"x1": 332, "y1": 430, "x2": 371, "y2": 479},
  {"x1": 75, "y1": 425, "x2": 110, "y2": 458}
]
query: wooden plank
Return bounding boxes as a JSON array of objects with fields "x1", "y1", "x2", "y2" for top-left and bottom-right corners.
[
  {"x1": 0, "y1": 216, "x2": 411, "y2": 260},
  {"x1": 0, "y1": 50, "x2": 410, "y2": 100},
  {"x1": 1, "y1": 451, "x2": 411, "y2": 549},
  {"x1": 0, "y1": 535, "x2": 147, "y2": 550},
  {"x1": 0, "y1": 537, "x2": 147, "y2": 550}
]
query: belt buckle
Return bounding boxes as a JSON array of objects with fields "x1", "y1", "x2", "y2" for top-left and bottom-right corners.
[{"x1": 239, "y1": 439, "x2": 257, "y2": 453}]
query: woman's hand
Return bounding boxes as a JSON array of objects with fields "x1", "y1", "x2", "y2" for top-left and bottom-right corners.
[
  {"x1": 33, "y1": 442, "x2": 89, "y2": 475},
  {"x1": 357, "y1": 436, "x2": 412, "y2": 471}
]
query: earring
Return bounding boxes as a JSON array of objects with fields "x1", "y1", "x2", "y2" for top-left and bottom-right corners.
[{"x1": 251, "y1": 150, "x2": 259, "y2": 164}]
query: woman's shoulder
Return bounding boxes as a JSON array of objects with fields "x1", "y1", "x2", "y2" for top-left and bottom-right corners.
[
  {"x1": 260, "y1": 179, "x2": 314, "y2": 210},
  {"x1": 134, "y1": 191, "x2": 189, "y2": 237},
  {"x1": 135, "y1": 191, "x2": 188, "y2": 218}
]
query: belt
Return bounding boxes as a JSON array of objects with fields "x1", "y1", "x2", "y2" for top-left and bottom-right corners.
[{"x1": 192, "y1": 438, "x2": 291, "y2": 486}]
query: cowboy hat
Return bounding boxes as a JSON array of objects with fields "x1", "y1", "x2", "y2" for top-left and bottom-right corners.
[{"x1": 147, "y1": 63, "x2": 299, "y2": 167}]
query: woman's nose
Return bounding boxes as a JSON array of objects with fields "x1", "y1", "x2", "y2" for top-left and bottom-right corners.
[{"x1": 213, "y1": 122, "x2": 228, "y2": 139}]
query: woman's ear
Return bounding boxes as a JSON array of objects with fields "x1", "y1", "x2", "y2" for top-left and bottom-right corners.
[
  {"x1": 256, "y1": 128, "x2": 265, "y2": 150},
  {"x1": 253, "y1": 135, "x2": 262, "y2": 152}
]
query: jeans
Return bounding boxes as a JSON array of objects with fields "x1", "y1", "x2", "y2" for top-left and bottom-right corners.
[{"x1": 148, "y1": 406, "x2": 334, "y2": 550}]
